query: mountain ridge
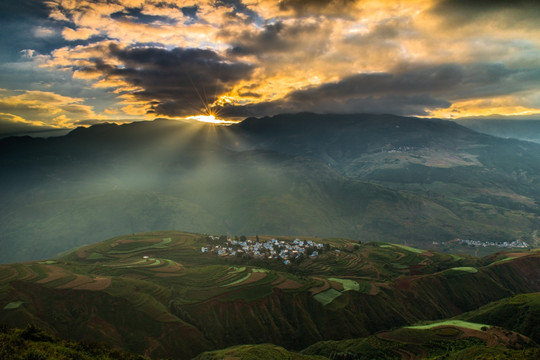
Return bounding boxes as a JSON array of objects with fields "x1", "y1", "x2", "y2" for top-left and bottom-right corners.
[{"x1": 1, "y1": 113, "x2": 540, "y2": 263}]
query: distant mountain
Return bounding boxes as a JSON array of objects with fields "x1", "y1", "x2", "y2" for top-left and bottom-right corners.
[
  {"x1": 1, "y1": 231, "x2": 539, "y2": 359},
  {"x1": 1, "y1": 113, "x2": 540, "y2": 263},
  {"x1": 456, "y1": 119, "x2": 540, "y2": 144}
]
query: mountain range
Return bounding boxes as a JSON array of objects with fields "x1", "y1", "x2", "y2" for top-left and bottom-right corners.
[
  {"x1": 455, "y1": 119, "x2": 540, "y2": 144},
  {"x1": 1, "y1": 113, "x2": 540, "y2": 263},
  {"x1": 2, "y1": 113, "x2": 540, "y2": 359}
]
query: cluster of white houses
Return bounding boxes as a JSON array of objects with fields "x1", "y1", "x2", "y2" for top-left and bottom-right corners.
[
  {"x1": 456, "y1": 238, "x2": 529, "y2": 248},
  {"x1": 201, "y1": 237, "x2": 325, "y2": 264}
]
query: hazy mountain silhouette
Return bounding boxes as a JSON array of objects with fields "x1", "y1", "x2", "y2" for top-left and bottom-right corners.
[
  {"x1": 1, "y1": 113, "x2": 539, "y2": 263},
  {"x1": 456, "y1": 119, "x2": 540, "y2": 144}
]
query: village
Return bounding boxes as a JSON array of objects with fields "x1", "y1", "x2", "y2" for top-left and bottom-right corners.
[
  {"x1": 455, "y1": 238, "x2": 529, "y2": 249},
  {"x1": 201, "y1": 236, "x2": 328, "y2": 265}
]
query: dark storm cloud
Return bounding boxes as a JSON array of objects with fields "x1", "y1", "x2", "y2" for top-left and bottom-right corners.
[
  {"x1": 215, "y1": 0, "x2": 260, "y2": 23},
  {"x1": 435, "y1": 0, "x2": 540, "y2": 11},
  {"x1": 85, "y1": 45, "x2": 254, "y2": 117},
  {"x1": 181, "y1": 5, "x2": 199, "y2": 19},
  {"x1": 227, "y1": 21, "x2": 323, "y2": 56},
  {"x1": 431, "y1": 0, "x2": 540, "y2": 25},
  {"x1": 278, "y1": 0, "x2": 359, "y2": 16},
  {"x1": 219, "y1": 62, "x2": 540, "y2": 118},
  {"x1": 289, "y1": 63, "x2": 539, "y2": 102},
  {"x1": 218, "y1": 94, "x2": 450, "y2": 118}
]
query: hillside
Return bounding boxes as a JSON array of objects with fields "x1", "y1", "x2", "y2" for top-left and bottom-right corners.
[
  {"x1": 2, "y1": 231, "x2": 540, "y2": 359},
  {"x1": 302, "y1": 320, "x2": 539, "y2": 360},
  {"x1": 456, "y1": 119, "x2": 540, "y2": 144},
  {"x1": 2, "y1": 113, "x2": 540, "y2": 263},
  {"x1": 233, "y1": 113, "x2": 540, "y2": 214},
  {"x1": 0, "y1": 324, "x2": 148, "y2": 360},
  {"x1": 457, "y1": 292, "x2": 540, "y2": 343}
]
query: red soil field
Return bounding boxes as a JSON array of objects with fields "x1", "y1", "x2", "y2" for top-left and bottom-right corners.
[
  {"x1": 276, "y1": 279, "x2": 302, "y2": 290},
  {"x1": 56, "y1": 274, "x2": 94, "y2": 289},
  {"x1": 73, "y1": 276, "x2": 112, "y2": 291}
]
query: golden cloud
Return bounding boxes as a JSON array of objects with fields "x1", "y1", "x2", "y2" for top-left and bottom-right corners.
[
  {"x1": 0, "y1": 89, "x2": 102, "y2": 128},
  {"x1": 36, "y1": 0, "x2": 540, "y2": 119}
]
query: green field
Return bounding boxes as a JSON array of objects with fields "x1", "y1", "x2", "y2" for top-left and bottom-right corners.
[
  {"x1": 449, "y1": 267, "x2": 478, "y2": 273},
  {"x1": 328, "y1": 278, "x2": 360, "y2": 291},
  {"x1": 407, "y1": 320, "x2": 489, "y2": 331},
  {"x1": 313, "y1": 289, "x2": 342, "y2": 306}
]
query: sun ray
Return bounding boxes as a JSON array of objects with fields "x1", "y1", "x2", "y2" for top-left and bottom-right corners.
[{"x1": 186, "y1": 114, "x2": 238, "y2": 125}]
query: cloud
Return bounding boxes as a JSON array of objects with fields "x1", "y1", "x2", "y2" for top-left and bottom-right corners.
[
  {"x1": 287, "y1": 62, "x2": 540, "y2": 104},
  {"x1": 74, "y1": 44, "x2": 254, "y2": 117},
  {"x1": 277, "y1": 0, "x2": 360, "y2": 17},
  {"x1": 430, "y1": 0, "x2": 540, "y2": 27},
  {"x1": 433, "y1": 0, "x2": 540, "y2": 13},
  {"x1": 217, "y1": 62, "x2": 540, "y2": 118},
  {"x1": 0, "y1": 0, "x2": 66, "y2": 62},
  {"x1": 0, "y1": 89, "x2": 98, "y2": 127},
  {"x1": 215, "y1": 0, "x2": 260, "y2": 23},
  {"x1": 3, "y1": 0, "x2": 539, "y2": 122},
  {"x1": 218, "y1": 94, "x2": 451, "y2": 118},
  {"x1": 0, "y1": 112, "x2": 58, "y2": 137},
  {"x1": 226, "y1": 20, "x2": 328, "y2": 57}
]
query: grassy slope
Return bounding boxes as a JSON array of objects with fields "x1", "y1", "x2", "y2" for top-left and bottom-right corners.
[
  {"x1": 5, "y1": 321, "x2": 537, "y2": 360},
  {"x1": 303, "y1": 323, "x2": 539, "y2": 360},
  {"x1": 192, "y1": 344, "x2": 327, "y2": 360},
  {"x1": 457, "y1": 292, "x2": 540, "y2": 343},
  {"x1": 0, "y1": 324, "x2": 148, "y2": 360}
]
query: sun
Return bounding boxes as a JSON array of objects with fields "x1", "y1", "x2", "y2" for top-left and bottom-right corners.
[{"x1": 186, "y1": 112, "x2": 239, "y2": 125}]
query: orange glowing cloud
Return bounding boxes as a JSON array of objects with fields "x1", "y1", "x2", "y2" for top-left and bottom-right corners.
[{"x1": 29, "y1": 0, "x2": 540, "y2": 121}]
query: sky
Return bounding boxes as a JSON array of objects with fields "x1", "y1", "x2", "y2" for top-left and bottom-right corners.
[{"x1": 1, "y1": 0, "x2": 540, "y2": 133}]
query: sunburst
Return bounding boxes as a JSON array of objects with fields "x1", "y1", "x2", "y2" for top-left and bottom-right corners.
[{"x1": 186, "y1": 113, "x2": 238, "y2": 125}]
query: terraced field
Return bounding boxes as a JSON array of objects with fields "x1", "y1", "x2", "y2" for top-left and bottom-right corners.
[
  {"x1": 1, "y1": 231, "x2": 540, "y2": 359},
  {"x1": 303, "y1": 322, "x2": 538, "y2": 360}
]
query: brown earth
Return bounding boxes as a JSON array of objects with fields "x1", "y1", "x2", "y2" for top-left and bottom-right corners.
[
  {"x1": 151, "y1": 261, "x2": 183, "y2": 273},
  {"x1": 276, "y1": 278, "x2": 302, "y2": 290},
  {"x1": 231, "y1": 271, "x2": 267, "y2": 287},
  {"x1": 56, "y1": 274, "x2": 94, "y2": 289},
  {"x1": 309, "y1": 277, "x2": 330, "y2": 295},
  {"x1": 73, "y1": 276, "x2": 112, "y2": 291},
  {"x1": 35, "y1": 265, "x2": 71, "y2": 284},
  {"x1": 329, "y1": 280, "x2": 344, "y2": 291},
  {"x1": 0, "y1": 265, "x2": 18, "y2": 282}
]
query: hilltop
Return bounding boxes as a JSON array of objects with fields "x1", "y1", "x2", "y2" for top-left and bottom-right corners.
[
  {"x1": 2, "y1": 231, "x2": 540, "y2": 359},
  {"x1": 2, "y1": 113, "x2": 540, "y2": 263}
]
